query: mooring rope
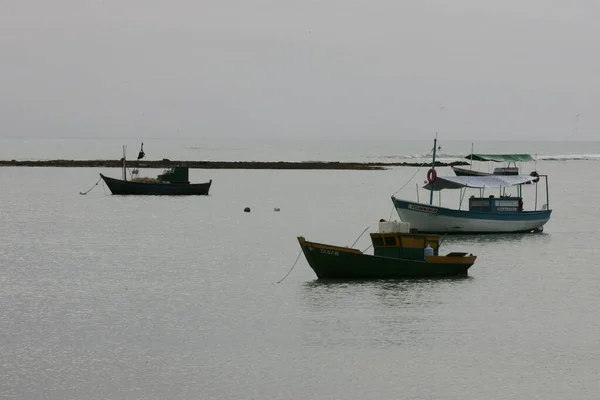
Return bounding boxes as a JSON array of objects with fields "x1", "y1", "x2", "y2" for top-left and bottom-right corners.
[
  {"x1": 277, "y1": 249, "x2": 303, "y2": 283},
  {"x1": 438, "y1": 232, "x2": 448, "y2": 247},
  {"x1": 388, "y1": 204, "x2": 396, "y2": 221},
  {"x1": 350, "y1": 225, "x2": 370, "y2": 248},
  {"x1": 388, "y1": 156, "x2": 432, "y2": 220},
  {"x1": 391, "y1": 160, "x2": 430, "y2": 197},
  {"x1": 79, "y1": 176, "x2": 102, "y2": 195},
  {"x1": 390, "y1": 146, "x2": 436, "y2": 197}
]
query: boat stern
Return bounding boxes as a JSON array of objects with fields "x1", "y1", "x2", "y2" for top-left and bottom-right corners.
[
  {"x1": 426, "y1": 253, "x2": 477, "y2": 265},
  {"x1": 424, "y1": 252, "x2": 477, "y2": 275}
]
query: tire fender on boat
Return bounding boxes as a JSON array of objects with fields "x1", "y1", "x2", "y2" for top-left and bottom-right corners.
[{"x1": 427, "y1": 168, "x2": 437, "y2": 183}]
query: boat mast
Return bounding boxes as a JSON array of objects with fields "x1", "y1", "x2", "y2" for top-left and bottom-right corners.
[
  {"x1": 545, "y1": 175, "x2": 550, "y2": 210},
  {"x1": 470, "y1": 143, "x2": 473, "y2": 170},
  {"x1": 122, "y1": 145, "x2": 127, "y2": 181},
  {"x1": 430, "y1": 135, "x2": 437, "y2": 205}
]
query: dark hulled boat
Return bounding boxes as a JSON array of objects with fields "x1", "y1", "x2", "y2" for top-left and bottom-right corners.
[
  {"x1": 452, "y1": 166, "x2": 501, "y2": 176},
  {"x1": 100, "y1": 144, "x2": 212, "y2": 195},
  {"x1": 100, "y1": 167, "x2": 211, "y2": 195},
  {"x1": 298, "y1": 225, "x2": 476, "y2": 279}
]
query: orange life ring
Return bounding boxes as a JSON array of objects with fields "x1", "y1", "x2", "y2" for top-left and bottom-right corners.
[
  {"x1": 530, "y1": 171, "x2": 539, "y2": 183},
  {"x1": 427, "y1": 168, "x2": 437, "y2": 183}
]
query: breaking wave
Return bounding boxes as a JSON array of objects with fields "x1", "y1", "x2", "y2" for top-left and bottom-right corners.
[
  {"x1": 536, "y1": 154, "x2": 600, "y2": 161},
  {"x1": 377, "y1": 153, "x2": 600, "y2": 162}
]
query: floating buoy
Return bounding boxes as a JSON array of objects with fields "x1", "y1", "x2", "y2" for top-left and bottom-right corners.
[
  {"x1": 244, "y1": 207, "x2": 251, "y2": 213},
  {"x1": 274, "y1": 207, "x2": 280, "y2": 212}
]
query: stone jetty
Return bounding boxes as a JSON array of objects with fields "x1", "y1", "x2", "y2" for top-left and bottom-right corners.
[{"x1": 0, "y1": 159, "x2": 468, "y2": 170}]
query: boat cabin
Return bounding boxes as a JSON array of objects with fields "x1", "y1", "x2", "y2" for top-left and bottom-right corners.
[
  {"x1": 492, "y1": 166, "x2": 519, "y2": 175},
  {"x1": 370, "y1": 232, "x2": 439, "y2": 261},
  {"x1": 469, "y1": 196, "x2": 523, "y2": 213},
  {"x1": 157, "y1": 166, "x2": 190, "y2": 184}
]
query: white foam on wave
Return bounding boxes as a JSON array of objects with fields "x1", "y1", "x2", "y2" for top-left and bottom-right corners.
[
  {"x1": 378, "y1": 153, "x2": 600, "y2": 162},
  {"x1": 536, "y1": 154, "x2": 600, "y2": 161},
  {"x1": 377, "y1": 153, "x2": 464, "y2": 160}
]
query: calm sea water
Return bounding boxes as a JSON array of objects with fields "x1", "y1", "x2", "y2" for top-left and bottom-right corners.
[{"x1": 1, "y1": 139, "x2": 600, "y2": 399}]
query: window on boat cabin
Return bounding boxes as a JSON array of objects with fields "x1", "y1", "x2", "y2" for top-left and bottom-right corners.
[
  {"x1": 372, "y1": 236, "x2": 385, "y2": 247},
  {"x1": 384, "y1": 236, "x2": 397, "y2": 246}
]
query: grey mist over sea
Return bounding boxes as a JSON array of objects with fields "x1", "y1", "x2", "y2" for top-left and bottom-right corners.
[{"x1": 3, "y1": 1, "x2": 600, "y2": 398}]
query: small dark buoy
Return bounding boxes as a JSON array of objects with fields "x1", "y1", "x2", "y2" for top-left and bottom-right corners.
[
  {"x1": 244, "y1": 207, "x2": 251, "y2": 213},
  {"x1": 274, "y1": 207, "x2": 280, "y2": 212}
]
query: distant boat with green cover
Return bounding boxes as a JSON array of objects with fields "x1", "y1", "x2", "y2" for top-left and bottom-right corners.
[
  {"x1": 452, "y1": 147, "x2": 535, "y2": 176},
  {"x1": 298, "y1": 221, "x2": 477, "y2": 279}
]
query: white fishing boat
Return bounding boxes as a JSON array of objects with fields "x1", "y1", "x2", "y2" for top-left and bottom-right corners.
[{"x1": 392, "y1": 139, "x2": 552, "y2": 234}]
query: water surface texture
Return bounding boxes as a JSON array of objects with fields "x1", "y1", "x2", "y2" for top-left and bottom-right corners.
[{"x1": 1, "y1": 139, "x2": 599, "y2": 399}]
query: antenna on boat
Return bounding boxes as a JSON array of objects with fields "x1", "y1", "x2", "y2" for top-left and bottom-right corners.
[
  {"x1": 470, "y1": 142, "x2": 474, "y2": 171},
  {"x1": 429, "y1": 134, "x2": 438, "y2": 205},
  {"x1": 122, "y1": 145, "x2": 127, "y2": 181}
]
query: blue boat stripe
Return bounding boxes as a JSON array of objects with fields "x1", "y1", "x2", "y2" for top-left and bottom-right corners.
[{"x1": 392, "y1": 197, "x2": 551, "y2": 221}]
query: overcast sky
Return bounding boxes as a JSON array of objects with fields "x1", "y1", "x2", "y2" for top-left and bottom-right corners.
[{"x1": 1, "y1": 1, "x2": 599, "y2": 140}]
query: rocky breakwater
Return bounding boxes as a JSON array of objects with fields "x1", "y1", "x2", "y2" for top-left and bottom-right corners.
[{"x1": 0, "y1": 159, "x2": 469, "y2": 170}]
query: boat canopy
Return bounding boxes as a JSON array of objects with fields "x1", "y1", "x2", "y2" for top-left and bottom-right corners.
[
  {"x1": 423, "y1": 175, "x2": 539, "y2": 191},
  {"x1": 464, "y1": 154, "x2": 534, "y2": 162}
]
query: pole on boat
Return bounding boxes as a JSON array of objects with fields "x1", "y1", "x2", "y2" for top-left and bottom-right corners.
[
  {"x1": 535, "y1": 178, "x2": 538, "y2": 211},
  {"x1": 545, "y1": 175, "x2": 550, "y2": 210},
  {"x1": 470, "y1": 142, "x2": 473, "y2": 170},
  {"x1": 122, "y1": 145, "x2": 127, "y2": 181},
  {"x1": 429, "y1": 135, "x2": 437, "y2": 205}
]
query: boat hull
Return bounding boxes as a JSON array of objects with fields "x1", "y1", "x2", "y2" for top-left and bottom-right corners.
[
  {"x1": 392, "y1": 197, "x2": 551, "y2": 234},
  {"x1": 451, "y1": 166, "x2": 491, "y2": 176},
  {"x1": 451, "y1": 166, "x2": 518, "y2": 176},
  {"x1": 298, "y1": 237, "x2": 475, "y2": 279},
  {"x1": 100, "y1": 174, "x2": 212, "y2": 195}
]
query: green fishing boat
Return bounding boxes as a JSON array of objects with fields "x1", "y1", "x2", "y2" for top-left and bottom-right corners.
[{"x1": 298, "y1": 223, "x2": 476, "y2": 279}]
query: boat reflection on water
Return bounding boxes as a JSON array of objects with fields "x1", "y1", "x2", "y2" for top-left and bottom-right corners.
[
  {"x1": 298, "y1": 278, "x2": 475, "y2": 348},
  {"x1": 439, "y1": 231, "x2": 552, "y2": 246},
  {"x1": 300, "y1": 277, "x2": 473, "y2": 309}
]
